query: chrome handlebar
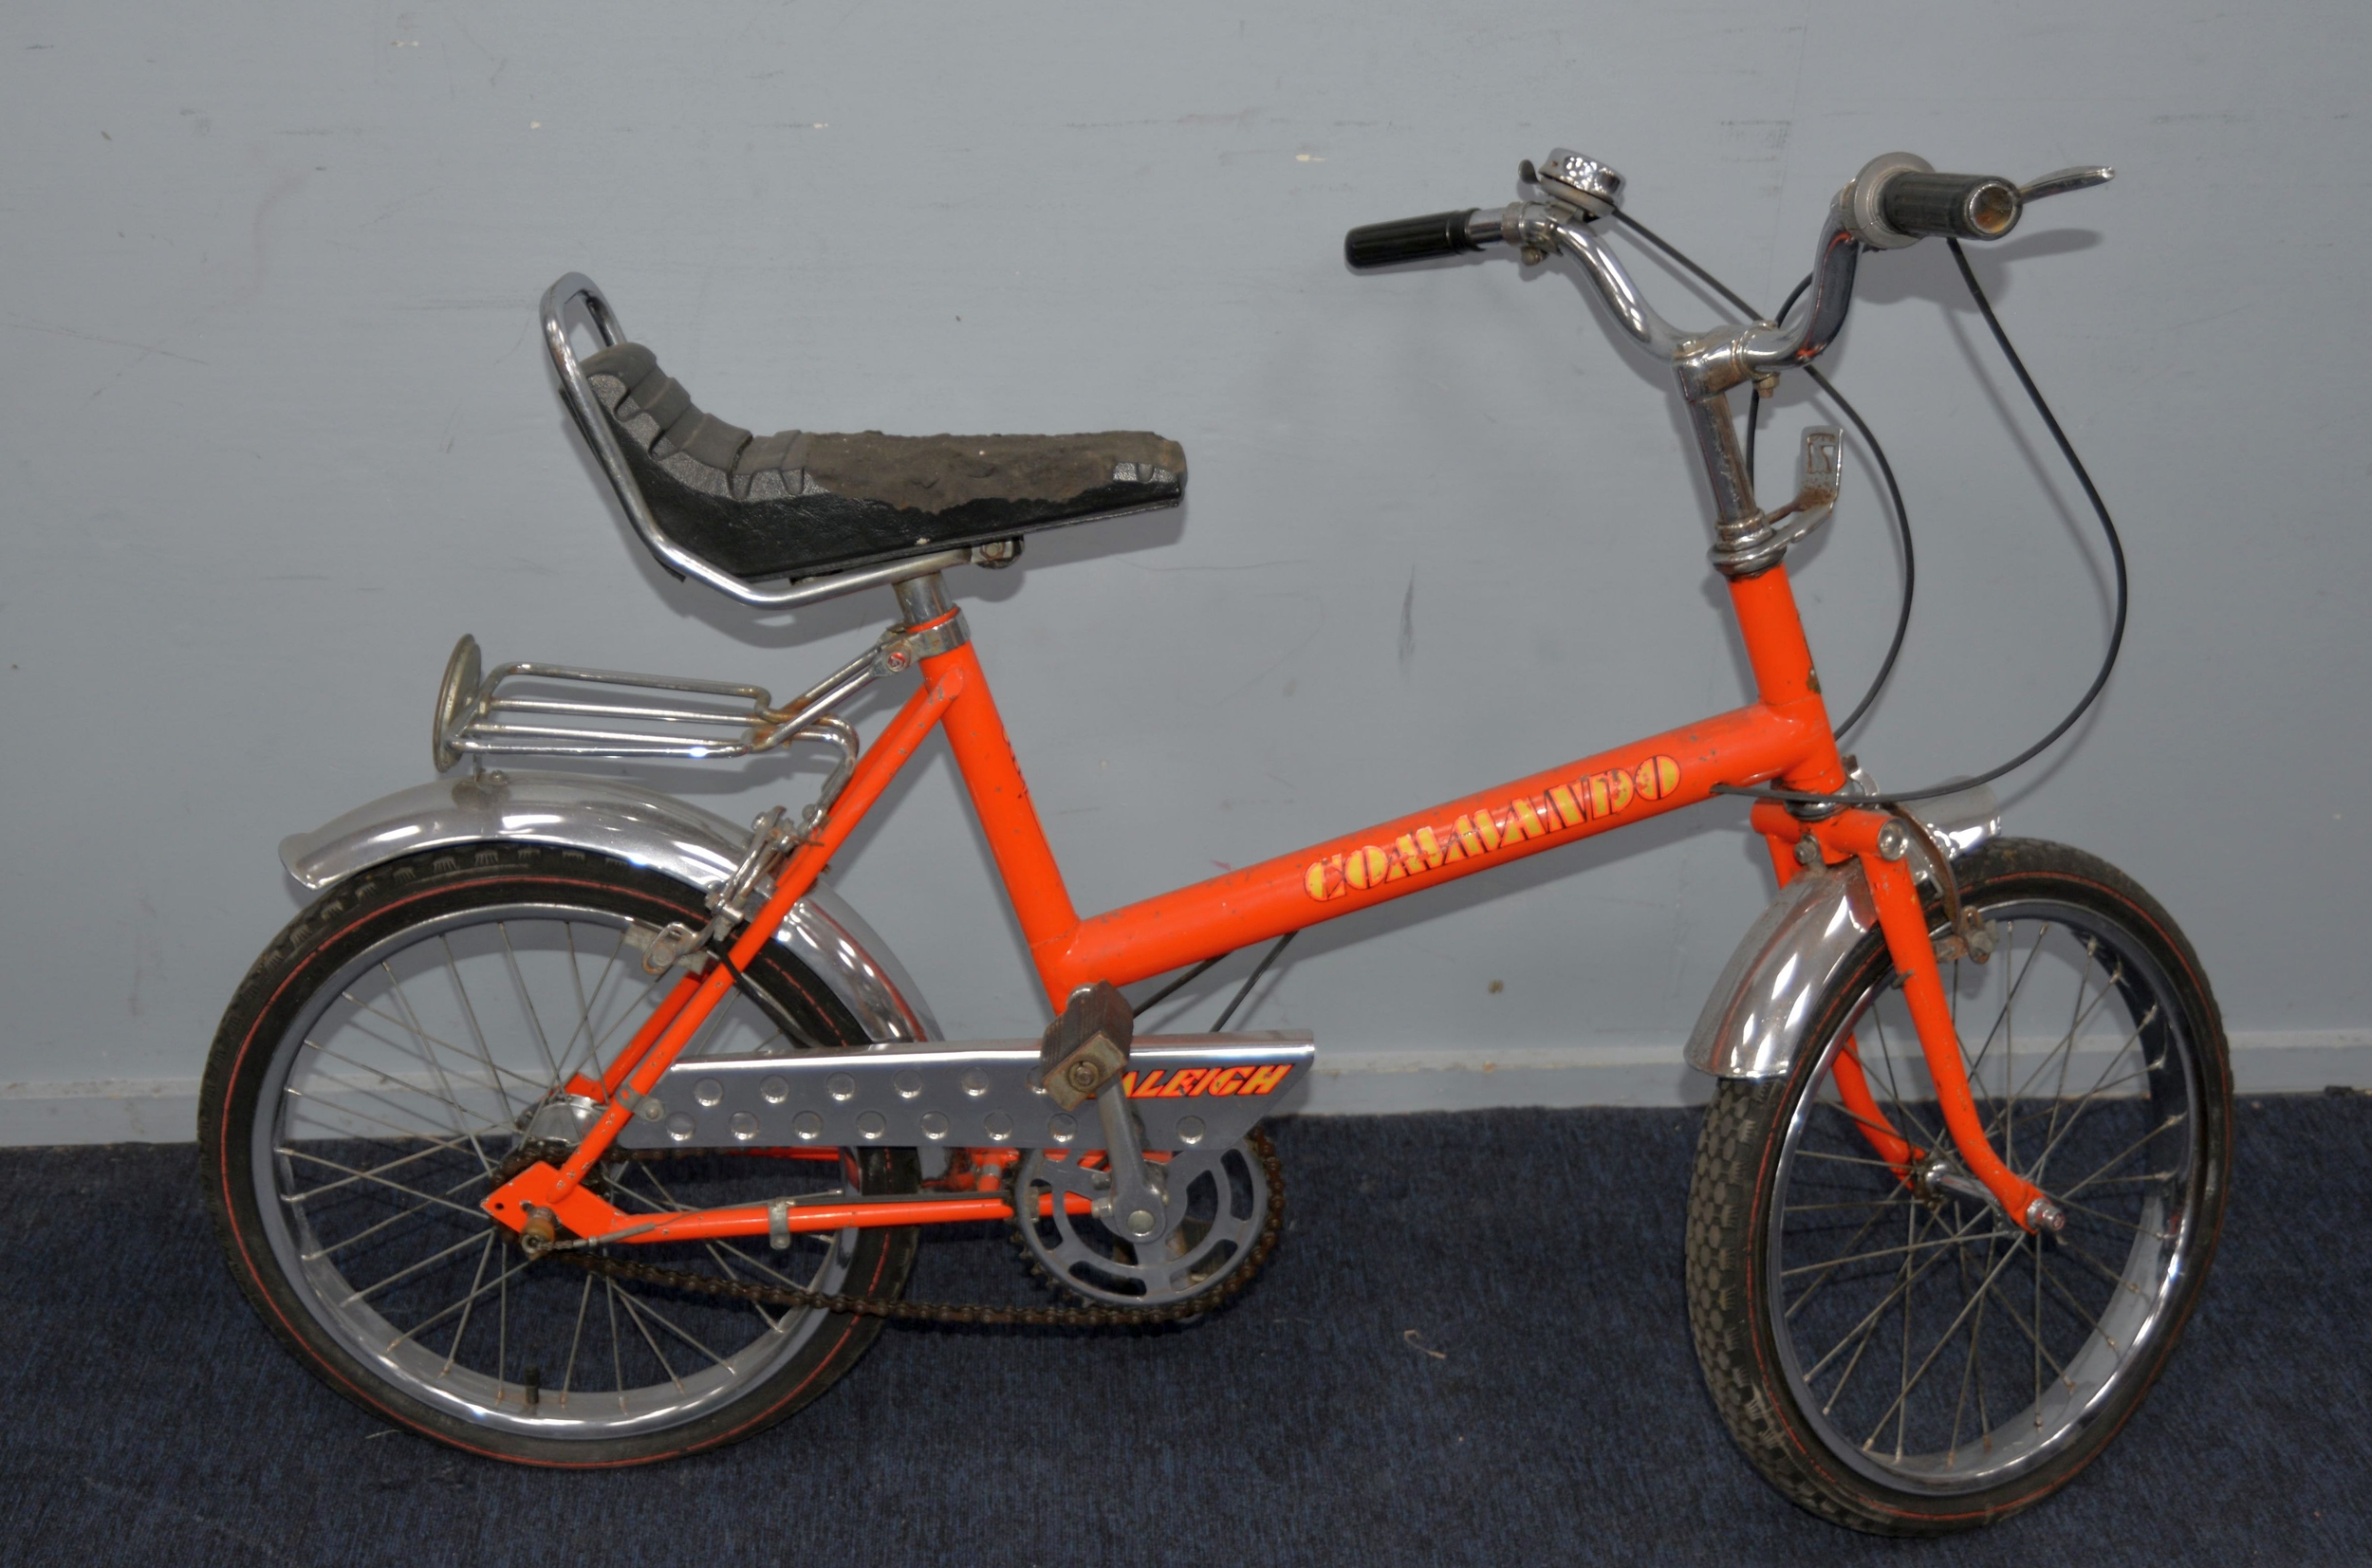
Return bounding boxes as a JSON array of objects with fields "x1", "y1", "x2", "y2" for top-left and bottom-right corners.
[{"x1": 1410, "y1": 149, "x2": 2111, "y2": 576}]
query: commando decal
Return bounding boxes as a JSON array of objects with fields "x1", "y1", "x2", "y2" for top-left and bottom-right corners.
[{"x1": 1302, "y1": 754, "x2": 1680, "y2": 902}]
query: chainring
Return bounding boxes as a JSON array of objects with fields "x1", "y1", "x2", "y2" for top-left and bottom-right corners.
[{"x1": 1013, "y1": 1132, "x2": 1275, "y2": 1310}]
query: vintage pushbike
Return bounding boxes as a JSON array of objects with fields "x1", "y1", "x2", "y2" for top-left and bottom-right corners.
[{"x1": 199, "y1": 148, "x2": 2230, "y2": 1534}]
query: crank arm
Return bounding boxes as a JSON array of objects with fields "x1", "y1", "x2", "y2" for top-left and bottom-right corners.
[{"x1": 1091, "y1": 1078, "x2": 1171, "y2": 1245}]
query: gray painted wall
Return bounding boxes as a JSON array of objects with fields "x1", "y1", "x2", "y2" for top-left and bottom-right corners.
[{"x1": 4, "y1": 0, "x2": 2368, "y2": 1130}]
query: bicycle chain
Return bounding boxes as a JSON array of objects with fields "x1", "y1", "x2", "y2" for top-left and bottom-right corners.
[{"x1": 530, "y1": 1129, "x2": 1286, "y2": 1328}]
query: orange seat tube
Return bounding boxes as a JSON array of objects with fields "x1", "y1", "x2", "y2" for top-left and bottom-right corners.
[{"x1": 927, "y1": 639, "x2": 1083, "y2": 1005}]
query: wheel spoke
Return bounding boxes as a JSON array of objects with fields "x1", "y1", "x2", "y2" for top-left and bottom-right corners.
[
  {"x1": 378, "y1": 965, "x2": 498, "y2": 1175},
  {"x1": 1974, "y1": 955, "x2": 2123, "y2": 1140},
  {"x1": 316, "y1": 1016, "x2": 508, "y2": 1132},
  {"x1": 2040, "y1": 939, "x2": 2111, "y2": 1152},
  {"x1": 284, "y1": 1077, "x2": 495, "y2": 1147},
  {"x1": 1781, "y1": 1227, "x2": 2023, "y2": 1278},
  {"x1": 288, "y1": 1047, "x2": 490, "y2": 1140},
  {"x1": 1961, "y1": 920, "x2": 2049, "y2": 1094},
  {"x1": 385, "y1": 1250, "x2": 535, "y2": 1352},
  {"x1": 2056, "y1": 1116, "x2": 2188, "y2": 1203},
  {"x1": 2024, "y1": 1071, "x2": 2159, "y2": 1196},
  {"x1": 1801, "y1": 1203, "x2": 1991, "y2": 1384},
  {"x1": 2054, "y1": 1195, "x2": 2167, "y2": 1239},
  {"x1": 705, "y1": 1243, "x2": 788, "y2": 1332},
  {"x1": 1973, "y1": 1255, "x2": 2078, "y2": 1400},
  {"x1": 497, "y1": 922, "x2": 565, "y2": 1092},
  {"x1": 561, "y1": 1268, "x2": 593, "y2": 1406},
  {"x1": 298, "y1": 1168, "x2": 493, "y2": 1261},
  {"x1": 1865, "y1": 1005, "x2": 1944, "y2": 1152},
  {"x1": 440, "y1": 1233, "x2": 497, "y2": 1375},
  {"x1": 1947, "y1": 1244, "x2": 1991, "y2": 1462},
  {"x1": 2037, "y1": 1255, "x2": 2122, "y2": 1356},
  {"x1": 1795, "y1": 1150, "x2": 1923, "y2": 1171},
  {"x1": 558, "y1": 927, "x2": 634, "y2": 1083},
  {"x1": 340, "y1": 1227, "x2": 495, "y2": 1307},
  {"x1": 616, "y1": 1283, "x2": 684, "y2": 1392},
  {"x1": 615, "y1": 1285, "x2": 732, "y2": 1371},
  {"x1": 605, "y1": 1278, "x2": 627, "y2": 1408},
  {"x1": 439, "y1": 935, "x2": 517, "y2": 1124},
  {"x1": 280, "y1": 1138, "x2": 500, "y2": 1213},
  {"x1": 1857, "y1": 1228, "x2": 2033, "y2": 1452}
]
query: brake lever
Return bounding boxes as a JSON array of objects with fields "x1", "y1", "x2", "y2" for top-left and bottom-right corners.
[
  {"x1": 1758, "y1": 427, "x2": 1843, "y2": 552},
  {"x1": 2018, "y1": 166, "x2": 2114, "y2": 203}
]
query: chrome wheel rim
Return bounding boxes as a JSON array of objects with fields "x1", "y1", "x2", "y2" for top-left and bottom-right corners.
[
  {"x1": 1766, "y1": 898, "x2": 2204, "y2": 1494},
  {"x1": 251, "y1": 901, "x2": 866, "y2": 1442}
]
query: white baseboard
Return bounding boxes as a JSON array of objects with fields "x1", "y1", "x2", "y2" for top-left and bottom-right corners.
[
  {"x1": 4, "y1": 1032, "x2": 2365, "y2": 1146},
  {"x1": 0, "y1": 1079, "x2": 205, "y2": 1146},
  {"x1": 1286, "y1": 1030, "x2": 2372, "y2": 1116}
]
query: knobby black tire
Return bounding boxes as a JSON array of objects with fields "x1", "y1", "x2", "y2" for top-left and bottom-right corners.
[
  {"x1": 198, "y1": 842, "x2": 919, "y2": 1467},
  {"x1": 1684, "y1": 838, "x2": 2232, "y2": 1534}
]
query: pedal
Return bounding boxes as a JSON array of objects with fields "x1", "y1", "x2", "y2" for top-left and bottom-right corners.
[{"x1": 1034, "y1": 981, "x2": 1134, "y2": 1110}]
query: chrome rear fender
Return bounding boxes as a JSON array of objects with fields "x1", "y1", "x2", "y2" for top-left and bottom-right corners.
[
  {"x1": 1686, "y1": 786, "x2": 1998, "y2": 1079},
  {"x1": 278, "y1": 771, "x2": 939, "y2": 1045}
]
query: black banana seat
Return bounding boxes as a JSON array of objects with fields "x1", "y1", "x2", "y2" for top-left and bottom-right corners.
[{"x1": 580, "y1": 342, "x2": 1186, "y2": 583}]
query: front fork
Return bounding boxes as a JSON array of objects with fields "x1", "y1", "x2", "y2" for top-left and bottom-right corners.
[{"x1": 1759, "y1": 802, "x2": 2064, "y2": 1234}]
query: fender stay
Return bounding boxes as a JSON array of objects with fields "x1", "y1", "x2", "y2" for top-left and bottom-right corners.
[{"x1": 276, "y1": 771, "x2": 939, "y2": 1046}]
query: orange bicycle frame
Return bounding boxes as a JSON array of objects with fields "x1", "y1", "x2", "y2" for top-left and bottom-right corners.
[{"x1": 485, "y1": 563, "x2": 2045, "y2": 1247}]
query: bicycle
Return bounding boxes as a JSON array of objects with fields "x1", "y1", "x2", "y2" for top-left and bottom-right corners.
[{"x1": 199, "y1": 148, "x2": 2230, "y2": 1535}]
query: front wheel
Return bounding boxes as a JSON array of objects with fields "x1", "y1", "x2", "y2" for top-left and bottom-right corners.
[{"x1": 1686, "y1": 838, "x2": 2232, "y2": 1534}]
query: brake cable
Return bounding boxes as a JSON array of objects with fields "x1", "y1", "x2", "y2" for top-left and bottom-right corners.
[{"x1": 1604, "y1": 212, "x2": 2128, "y2": 809}]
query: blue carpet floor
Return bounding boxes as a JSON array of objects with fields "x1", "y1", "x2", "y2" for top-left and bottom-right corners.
[{"x1": 1, "y1": 1096, "x2": 2365, "y2": 1566}]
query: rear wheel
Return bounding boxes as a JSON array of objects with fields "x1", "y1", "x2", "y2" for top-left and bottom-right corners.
[
  {"x1": 199, "y1": 843, "x2": 917, "y2": 1467},
  {"x1": 1686, "y1": 839, "x2": 2231, "y2": 1533}
]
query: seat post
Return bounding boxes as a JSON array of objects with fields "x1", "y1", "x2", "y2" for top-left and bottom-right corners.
[{"x1": 892, "y1": 572, "x2": 954, "y2": 628}]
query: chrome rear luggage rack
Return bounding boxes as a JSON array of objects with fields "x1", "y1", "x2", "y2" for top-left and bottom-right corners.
[{"x1": 430, "y1": 627, "x2": 925, "y2": 771}]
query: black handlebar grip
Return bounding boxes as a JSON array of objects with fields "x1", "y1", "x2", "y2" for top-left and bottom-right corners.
[
  {"x1": 1344, "y1": 210, "x2": 1482, "y2": 269},
  {"x1": 1878, "y1": 173, "x2": 2024, "y2": 241}
]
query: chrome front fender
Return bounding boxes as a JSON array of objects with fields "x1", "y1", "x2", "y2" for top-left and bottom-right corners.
[
  {"x1": 1685, "y1": 786, "x2": 1999, "y2": 1080},
  {"x1": 277, "y1": 771, "x2": 940, "y2": 1044}
]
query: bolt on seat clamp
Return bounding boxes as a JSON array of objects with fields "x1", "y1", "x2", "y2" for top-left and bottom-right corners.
[{"x1": 889, "y1": 612, "x2": 970, "y2": 661}]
